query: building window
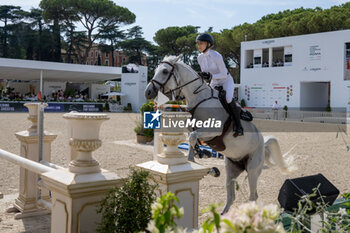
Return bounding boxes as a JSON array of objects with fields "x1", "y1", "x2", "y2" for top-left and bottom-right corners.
[
  {"x1": 105, "y1": 60, "x2": 109, "y2": 66},
  {"x1": 245, "y1": 50, "x2": 253, "y2": 68},
  {"x1": 91, "y1": 51, "x2": 93, "y2": 57},
  {"x1": 284, "y1": 46, "x2": 293, "y2": 66},
  {"x1": 272, "y1": 47, "x2": 284, "y2": 67},
  {"x1": 285, "y1": 54, "x2": 292, "y2": 63},
  {"x1": 105, "y1": 52, "x2": 109, "y2": 58},
  {"x1": 262, "y1": 48, "x2": 269, "y2": 67},
  {"x1": 345, "y1": 43, "x2": 350, "y2": 80},
  {"x1": 254, "y1": 57, "x2": 261, "y2": 65},
  {"x1": 96, "y1": 51, "x2": 98, "y2": 57},
  {"x1": 122, "y1": 57, "x2": 126, "y2": 62}
]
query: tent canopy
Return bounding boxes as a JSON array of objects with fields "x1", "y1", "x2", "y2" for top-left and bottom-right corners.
[
  {"x1": 102, "y1": 92, "x2": 126, "y2": 96},
  {"x1": 0, "y1": 58, "x2": 121, "y2": 83}
]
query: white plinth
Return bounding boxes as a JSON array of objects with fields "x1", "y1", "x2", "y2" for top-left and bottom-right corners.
[
  {"x1": 41, "y1": 169, "x2": 124, "y2": 233},
  {"x1": 11, "y1": 103, "x2": 57, "y2": 219},
  {"x1": 137, "y1": 160, "x2": 209, "y2": 230}
]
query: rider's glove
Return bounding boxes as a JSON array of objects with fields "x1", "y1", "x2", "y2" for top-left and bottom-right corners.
[{"x1": 198, "y1": 72, "x2": 212, "y2": 82}]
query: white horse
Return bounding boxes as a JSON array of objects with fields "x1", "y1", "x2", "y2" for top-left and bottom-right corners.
[{"x1": 145, "y1": 55, "x2": 294, "y2": 214}]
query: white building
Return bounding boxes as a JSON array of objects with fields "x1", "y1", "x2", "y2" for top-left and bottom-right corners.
[
  {"x1": 240, "y1": 29, "x2": 350, "y2": 111},
  {"x1": 121, "y1": 66, "x2": 148, "y2": 112}
]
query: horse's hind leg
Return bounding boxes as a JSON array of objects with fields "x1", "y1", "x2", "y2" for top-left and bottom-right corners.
[
  {"x1": 221, "y1": 156, "x2": 244, "y2": 215},
  {"x1": 246, "y1": 145, "x2": 264, "y2": 201}
]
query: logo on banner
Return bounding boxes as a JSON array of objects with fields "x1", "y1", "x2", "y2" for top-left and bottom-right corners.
[{"x1": 143, "y1": 110, "x2": 161, "y2": 129}]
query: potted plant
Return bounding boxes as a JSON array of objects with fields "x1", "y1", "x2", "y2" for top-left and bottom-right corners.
[
  {"x1": 102, "y1": 102, "x2": 109, "y2": 112},
  {"x1": 123, "y1": 103, "x2": 132, "y2": 112},
  {"x1": 134, "y1": 101, "x2": 155, "y2": 144},
  {"x1": 240, "y1": 99, "x2": 246, "y2": 108}
]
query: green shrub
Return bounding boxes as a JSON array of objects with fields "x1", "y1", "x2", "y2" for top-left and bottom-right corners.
[
  {"x1": 123, "y1": 103, "x2": 132, "y2": 111},
  {"x1": 103, "y1": 102, "x2": 109, "y2": 111},
  {"x1": 326, "y1": 103, "x2": 331, "y2": 112},
  {"x1": 97, "y1": 168, "x2": 157, "y2": 233},
  {"x1": 140, "y1": 101, "x2": 155, "y2": 112}
]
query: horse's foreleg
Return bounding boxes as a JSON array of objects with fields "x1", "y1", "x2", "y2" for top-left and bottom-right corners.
[
  {"x1": 188, "y1": 145, "x2": 195, "y2": 162},
  {"x1": 246, "y1": 145, "x2": 264, "y2": 201},
  {"x1": 221, "y1": 157, "x2": 244, "y2": 215},
  {"x1": 189, "y1": 130, "x2": 220, "y2": 147},
  {"x1": 188, "y1": 131, "x2": 199, "y2": 148},
  {"x1": 188, "y1": 130, "x2": 221, "y2": 161}
]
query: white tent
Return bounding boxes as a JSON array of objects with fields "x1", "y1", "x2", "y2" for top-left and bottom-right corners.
[{"x1": 0, "y1": 58, "x2": 121, "y2": 82}]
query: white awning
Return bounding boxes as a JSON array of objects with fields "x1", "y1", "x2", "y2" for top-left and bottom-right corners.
[
  {"x1": 0, "y1": 58, "x2": 121, "y2": 83},
  {"x1": 102, "y1": 92, "x2": 126, "y2": 96}
]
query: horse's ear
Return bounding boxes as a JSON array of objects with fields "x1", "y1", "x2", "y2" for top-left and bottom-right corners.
[{"x1": 174, "y1": 54, "x2": 182, "y2": 63}]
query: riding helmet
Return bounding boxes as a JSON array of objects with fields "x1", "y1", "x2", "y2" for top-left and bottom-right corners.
[{"x1": 196, "y1": 33, "x2": 214, "y2": 47}]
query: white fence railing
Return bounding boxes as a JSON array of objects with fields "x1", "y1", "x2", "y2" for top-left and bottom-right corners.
[{"x1": 248, "y1": 108, "x2": 348, "y2": 124}]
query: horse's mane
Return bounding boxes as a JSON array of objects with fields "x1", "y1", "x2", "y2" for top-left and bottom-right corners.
[{"x1": 162, "y1": 56, "x2": 199, "y2": 79}]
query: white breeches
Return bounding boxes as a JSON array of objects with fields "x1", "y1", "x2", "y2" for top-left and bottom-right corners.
[{"x1": 210, "y1": 75, "x2": 235, "y2": 103}]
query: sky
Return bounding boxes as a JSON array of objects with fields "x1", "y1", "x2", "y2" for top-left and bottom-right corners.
[{"x1": 0, "y1": 0, "x2": 349, "y2": 43}]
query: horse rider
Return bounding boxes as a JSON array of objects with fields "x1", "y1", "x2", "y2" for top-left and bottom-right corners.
[{"x1": 196, "y1": 32, "x2": 244, "y2": 136}]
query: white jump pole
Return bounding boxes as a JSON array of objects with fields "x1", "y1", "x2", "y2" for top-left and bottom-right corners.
[
  {"x1": 0, "y1": 149, "x2": 55, "y2": 175},
  {"x1": 38, "y1": 70, "x2": 44, "y2": 202},
  {"x1": 38, "y1": 70, "x2": 44, "y2": 162}
]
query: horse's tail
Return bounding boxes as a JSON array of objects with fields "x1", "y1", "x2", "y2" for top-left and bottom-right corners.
[{"x1": 264, "y1": 136, "x2": 297, "y2": 174}]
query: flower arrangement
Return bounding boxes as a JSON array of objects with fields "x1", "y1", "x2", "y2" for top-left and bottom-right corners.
[
  {"x1": 220, "y1": 202, "x2": 285, "y2": 233},
  {"x1": 144, "y1": 193, "x2": 285, "y2": 233}
]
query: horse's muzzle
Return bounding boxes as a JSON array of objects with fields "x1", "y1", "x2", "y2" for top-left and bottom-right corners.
[{"x1": 145, "y1": 83, "x2": 157, "y2": 100}]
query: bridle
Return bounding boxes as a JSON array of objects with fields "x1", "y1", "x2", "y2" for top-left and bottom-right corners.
[
  {"x1": 150, "y1": 61, "x2": 204, "y2": 98},
  {"x1": 150, "y1": 60, "x2": 219, "y2": 116}
]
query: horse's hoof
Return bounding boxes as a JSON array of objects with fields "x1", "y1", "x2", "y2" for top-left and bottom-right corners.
[
  {"x1": 208, "y1": 167, "x2": 220, "y2": 177},
  {"x1": 220, "y1": 208, "x2": 228, "y2": 215}
]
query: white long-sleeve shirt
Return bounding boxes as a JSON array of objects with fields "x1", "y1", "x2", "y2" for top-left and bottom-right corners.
[{"x1": 197, "y1": 49, "x2": 230, "y2": 87}]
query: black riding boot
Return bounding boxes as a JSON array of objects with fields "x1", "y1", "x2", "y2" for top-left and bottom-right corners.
[{"x1": 228, "y1": 100, "x2": 244, "y2": 137}]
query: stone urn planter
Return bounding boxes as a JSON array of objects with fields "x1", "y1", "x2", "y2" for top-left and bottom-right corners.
[
  {"x1": 63, "y1": 112, "x2": 109, "y2": 174},
  {"x1": 156, "y1": 111, "x2": 191, "y2": 165},
  {"x1": 24, "y1": 102, "x2": 48, "y2": 134}
]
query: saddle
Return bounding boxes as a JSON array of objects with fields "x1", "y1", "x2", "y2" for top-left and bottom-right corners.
[
  {"x1": 204, "y1": 117, "x2": 231, "y2": 151},
  {"x1": 203, "y1": 87, "x2": 253, "y2": 151}
]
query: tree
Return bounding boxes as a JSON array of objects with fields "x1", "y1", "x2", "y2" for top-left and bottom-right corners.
[
  {"x1": 175, "y1": 33, "x2": 198, "y2": 65},
  {"x1": 99, "y1": 25, "x2": 125, "y2": 66},
  {"x1": 118, "y1": 26, "x2": 152, "y2": 65},
  {"x1": 40, "y1": 0, "x2": 135, "y2": 64},
  {"x1": 154, "y1": 25, "x2": 199, "y2": 56},
  {"x1": 25, "y1": 8, "x2": 46, "y2": 60},
  {"x1": 0, "y1": 5, "x2": 25, "y2": 57},
  {"x1": 146, "y1": 44, "x2": 163, "y2": 81},
  {"x1": 62, "y1": 30, "x2": 87, "y2": 63}
]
